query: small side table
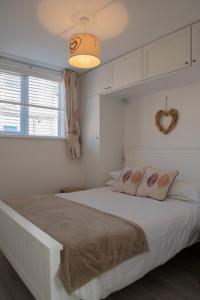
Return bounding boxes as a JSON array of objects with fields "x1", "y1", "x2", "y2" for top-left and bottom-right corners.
[{"x1": 60, "y1": 186, "x2": 85, "y2": 193}]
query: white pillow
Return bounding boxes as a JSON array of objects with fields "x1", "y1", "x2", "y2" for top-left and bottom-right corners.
[
  {"x1": 168, "y1": 180, "x2": 200, "y2": 202},
  {"x1": 105, "y1": 180, "x2": 116, "y2": 187},
  {"x1": 109, "y1": 170, "x2": 122, "y2": 180}
]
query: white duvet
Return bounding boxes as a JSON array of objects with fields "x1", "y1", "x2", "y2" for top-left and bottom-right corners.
[{"x1": 58, "y1": 187, "x2": 200, "y2": 300}]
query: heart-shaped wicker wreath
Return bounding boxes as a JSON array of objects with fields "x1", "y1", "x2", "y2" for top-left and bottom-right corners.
[{"x1": 155, "y1": 108, "x2": 178, "y2": 135}]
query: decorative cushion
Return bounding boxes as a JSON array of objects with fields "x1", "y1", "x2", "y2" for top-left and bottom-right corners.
[
  {"x1": 137, "y1": 167, "x2": 179, "y2": 201},
  {"x1": 113, "y1": 166, "x2": 146, "y2": 196}
]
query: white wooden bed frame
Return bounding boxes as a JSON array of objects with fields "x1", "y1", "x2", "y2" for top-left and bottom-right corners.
[
  {"x1": 0, "y1": 146, "x2": 200, "y2": 300},
  {"x1": 0, "y1": 201, "x2": 79, "y2": 300}
]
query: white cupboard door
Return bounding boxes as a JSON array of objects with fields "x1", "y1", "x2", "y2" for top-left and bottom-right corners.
[
  {"x1": 111, "y1": 49, "x2": 143, "y2": 90},
  {"x1": 82, "y1": 96, "x2": 101, "y2": 187},
  {"x1": 143, "y1": 27, "x2": 191, "y2": 79},
  {"x1": 81, "y1": 64, "x2": 109, "y2": 99},
  {"x1": 192, "y1": 21, "x2": 200, "y2": 65}
]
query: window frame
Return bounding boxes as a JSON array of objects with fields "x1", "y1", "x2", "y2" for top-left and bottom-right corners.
[{"x1": 0, "y1": 70, "x2": 65, "y2": 139}]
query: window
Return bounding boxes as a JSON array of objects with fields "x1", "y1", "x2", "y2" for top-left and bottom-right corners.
[{"x1": 0, "y1": 70, "x2": 64, "y2": 138}]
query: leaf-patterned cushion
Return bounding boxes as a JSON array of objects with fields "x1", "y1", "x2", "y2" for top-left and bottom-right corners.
[
  {"x1": 137, "y1": 167, "x2": 179, "y2": 200},
  {"x1": 113, "y1": 166, "x2": 146, "y2": 196}
]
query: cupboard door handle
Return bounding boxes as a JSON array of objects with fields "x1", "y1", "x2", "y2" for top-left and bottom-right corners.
[
  {"x1": 185, "y1": 61, "x2": 189, "y2": 65},
  {"x1": 193, "y1": 59, "x2": 196, "y2": 63}
]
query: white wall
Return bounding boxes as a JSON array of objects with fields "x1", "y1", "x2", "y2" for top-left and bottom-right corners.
[
  {"x1": 124, "y1": 82, "x2": 200, "y2": 149},
  {"x1": 0, "y1": 138, "x2": 83, "y2": 199},
  {"x1": 123, "y1": 82, "x2": 200, "y2": 188},
  {"x1": 2, "y1": 82, "x2": 199, "y2": 200}
]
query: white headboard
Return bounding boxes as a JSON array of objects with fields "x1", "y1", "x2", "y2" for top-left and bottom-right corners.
[{"x1": 125, "y1": 145, "x2": 200, "y2": 192}]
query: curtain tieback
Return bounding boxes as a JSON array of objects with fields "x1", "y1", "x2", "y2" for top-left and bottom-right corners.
[{"x1": 67, "y1": 129, "x2": 78, "y2": 135}]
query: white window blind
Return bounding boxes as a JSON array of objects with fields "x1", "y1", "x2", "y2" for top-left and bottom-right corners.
[{"x1": 0, "y1": 70, "x2": 65, "y2": 138}]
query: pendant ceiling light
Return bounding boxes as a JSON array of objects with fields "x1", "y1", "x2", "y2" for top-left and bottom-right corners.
[{"x1": 68, "y1": 17, "x2": 100, "y2": 69}]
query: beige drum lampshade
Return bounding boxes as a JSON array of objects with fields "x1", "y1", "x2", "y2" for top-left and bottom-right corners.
[{"x1": 68, "y1": 33, "x2": 100, "y2": 69}]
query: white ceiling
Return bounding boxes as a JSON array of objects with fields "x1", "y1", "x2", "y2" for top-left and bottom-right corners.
[{"x1": 0, "y1": 0, "x2": 200, "y2": 71}]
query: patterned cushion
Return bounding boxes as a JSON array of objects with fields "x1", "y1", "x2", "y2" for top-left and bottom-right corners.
[
  {"x1": 137, "y1": 167, "x2": 179, "y2": 200},
  {"x1": 113, "y1": 166, "x2": 146, "y2": 196}
]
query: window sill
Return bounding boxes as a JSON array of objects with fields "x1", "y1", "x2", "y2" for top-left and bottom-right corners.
[{"x1": 0, "y1": 134, "x2": 66, "y2": 141}]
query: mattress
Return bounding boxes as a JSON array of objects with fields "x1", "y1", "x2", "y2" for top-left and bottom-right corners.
[{"x1": 57, "y1": 187, "x2": 200, "y2": 300}]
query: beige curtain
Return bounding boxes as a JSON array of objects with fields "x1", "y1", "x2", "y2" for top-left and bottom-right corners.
[{"x1": 64, "y1": 70, "x2": 81, "y2": 159}]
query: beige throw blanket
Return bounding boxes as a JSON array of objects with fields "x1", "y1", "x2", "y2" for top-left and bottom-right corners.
[{"x1": 3, "y1": 195, "x2": 149, "y2": 293}]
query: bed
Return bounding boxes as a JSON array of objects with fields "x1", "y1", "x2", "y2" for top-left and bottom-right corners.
[{"x1": 0, "y1": 186, "x2": 200, "y2": 300}]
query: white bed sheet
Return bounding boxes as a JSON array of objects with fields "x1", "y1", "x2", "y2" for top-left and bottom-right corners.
[{"x1": 57, "y1": 187, "x2": 200, "y2": 300}]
